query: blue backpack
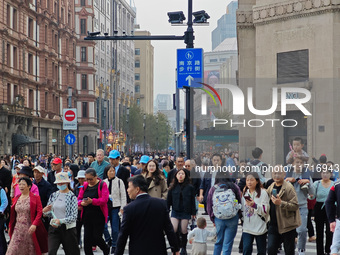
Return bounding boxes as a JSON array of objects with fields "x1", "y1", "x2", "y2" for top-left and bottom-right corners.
[{"x1": 212, "y1": 184, "x2": 241, "y2": 219}]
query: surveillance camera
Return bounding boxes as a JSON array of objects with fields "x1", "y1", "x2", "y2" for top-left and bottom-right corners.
[
  {"x1": 122, "y1": 30, "x2": 126, "y2": 34},
  {"x1": 131, "y1": 30, "x2": 134, "y2": 35},
  {"x1": 104, "y1": 32, "x2": 109, "y2": 36},
  {"x1": 88, "y1": 31, "x2": 101, "y2": 36},
  {"x1": 114, "y1": 30, "x2": 118, "y2": 34}
]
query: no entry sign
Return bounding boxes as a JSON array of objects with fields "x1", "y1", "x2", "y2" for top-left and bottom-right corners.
[{"x1": 63, "y1": 108, "x2": 77, "y2": 130}]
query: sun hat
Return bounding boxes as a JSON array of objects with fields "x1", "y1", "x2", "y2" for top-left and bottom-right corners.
[
  {"x1": 75, "y1": 170, "x2": 86, "y2": 179},
  {"x1": 33, "y1": 165, "x2": 45, "y2": 173},
  {"x1": 54, "y1": 172, "x2": 71, "y2": 184}
]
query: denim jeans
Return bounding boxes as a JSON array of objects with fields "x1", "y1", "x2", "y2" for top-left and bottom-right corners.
[
  {"x1": 296, "y1": 207, "x2": 308, "y2": 251},
  {"x1": 213, "y1": 215, "x2": 238, "y2": 255},
  {"x1": 331, "y1": 219, "x2": 340, "y2": 254},
  {"x1": 103, "y1": 208, "x2": 120, "y2": 247},
  {"x1": 242, "y1": 232, "x2": 266, "y2": 255}
]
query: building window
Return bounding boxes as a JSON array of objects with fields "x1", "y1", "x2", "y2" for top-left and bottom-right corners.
[
  {"x1": 210, "y1": 59, "x2": 218, "y2": 63},
  {"x1": 135, "y1": 85, "x2": 140, "y2": 93},
  {"x1": 45, "y1": 25, "x2": 48, "y2": 43},
  {"x1": 13, "y1": 47, "x2": 17, "y2": 69},
  {"x1": 277, "y1": 49, "x2": 309, "y2": 84},
  {"x1": 13, "y1": 8, "x2": 17, "y2": 30},
  {"x1": 28, "y1": 54, "x2": 33, "y2": 74},
  {"x1": 135, "y1": 48, "x2": 140, "y2": 55},
  {"x1": 45, "y1": 92, "x2": 48, "y2": 110},
  {"x1": 68, "y1": 13, "x2": 71, "y2": 26},
  {"x1": 7, "y1": 84, "x2": 11, "y2": 104},
  {"x1": 66, "y1": 39, "x2": 69, "y2": 54},
  {"x1": 54, "y1": 2, "x2": 57, "y2": 14},
  {"x1": 81, "y1": 47, "x2": 86, "y2": 62},
  {"x1": 28, "y1": 18, "x2": 34, "y2": 38},
  {"x1": 81, "y1": 74, "x2": 87, "y2": 89},
  {"x1": 54, "y1": 34, "x2": 58, "y2": 50},
  {"x1": 80, "y1": 19, "x2": 86, "y2": 35},
  {"x1": 45, "y1": 59, "x2": 48, "y2": 76},
  {"x1": 52, "y1": 29, "x2": 55, "y2": 48},
  {"x1": 29, "y1": 89, "x2": 34, "y2": 109},
  {"x1": 6, "y1": 44, "x2": 10, "y2": 66},
  {"x1": 81, "y1": 0, "x2": 86, "y2": 6},
  {"x1": 135, "y1": 60, "x2": 140, "y2": 68},
  {"x1": 82, "y1": 102, "x2": 88, "y2": 118},
  {"x1": 136, "y1": 98, "x2": 140, "y2": 106},
  {"x1": 73, "y1": 43, "x2": 76, "y2": 58},
  {"x1": 83, "y1": 136, "x2": 88, "y2": 154},
  {"x1": 7, "y1": 5, "x2": 10, "y2": 26},
  {"x1": 55, "y1": 96, "x2": 59, "y2": 114},
  {"x1": 135, "y1": 73, "x2": 140, "y2": 80}
]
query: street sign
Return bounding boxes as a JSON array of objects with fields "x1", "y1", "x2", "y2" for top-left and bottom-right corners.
[
  {"x1": 177, "y1": 48, "x2": 203, "y2": 89},
  {"x1": 63, "y1": 108, "x2": 77, "y2": 130},
  {"x1": 65, "y1": 134, "x2": 76, "y2": 145}
]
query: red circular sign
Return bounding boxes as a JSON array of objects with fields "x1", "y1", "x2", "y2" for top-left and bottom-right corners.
[{"x1": 65, "y1": 110, "x2": 75, "y2": 121}]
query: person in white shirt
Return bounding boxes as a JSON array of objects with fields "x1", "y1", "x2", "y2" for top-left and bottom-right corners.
[
  {"x1": 188, "y1": 217, "x2": 216, "y2": 255},
  {"x1": 241, "y1": 172, "x2": 270, "y2": 255}
]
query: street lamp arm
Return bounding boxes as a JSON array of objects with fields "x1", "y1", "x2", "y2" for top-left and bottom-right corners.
[{"x1": 84, "y1": 35, "x2": 185, "y2": 41}]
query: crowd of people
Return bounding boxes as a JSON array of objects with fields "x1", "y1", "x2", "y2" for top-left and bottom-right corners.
[{"x1": 0, "y1": 136, "x2": 339, "y2": 255}]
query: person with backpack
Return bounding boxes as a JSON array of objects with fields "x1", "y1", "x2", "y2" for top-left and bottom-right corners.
[
  {"x1": 241, "y1": 172, "x2": 270, "y2": 255},
  {"x1": 77, "y1": 168, "x2": 110, "y2": 255},
  {"x1": 313, "y1": 168, "x2": 334, "y2": 255},
  {"x1": 167, "y1": 168, "x2": 196, "y2": 255},
  {"x1": 206, "y1": 171, "x2": 242, "y2": 255},
  {"x1": 42, "y1": 172, "x2": 80, "y2": 255}
]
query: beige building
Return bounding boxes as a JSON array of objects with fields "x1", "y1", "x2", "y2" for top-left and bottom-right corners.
[
  {"x1": 134, "y1": 31, "x2": 154, "y2": 114},
  {"x1": 237, "y1": 0, "x2": 340, "y2": 165}
]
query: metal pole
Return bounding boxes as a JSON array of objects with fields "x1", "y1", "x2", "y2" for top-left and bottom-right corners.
[
  {"x1": 156, "y1": 117, "x2": 159, "y2": 152},
  {"x1": 126, "y1": 108, "x2": 129, "y2": 156},
  {"x1": 143, "y1": 114, "x2": 146, "y2": 154},
  {"x1": 67, "y1": 87, "x2": 72, "y2": 160},
  {"x1": 185, "y1": 0, "x2": 194, "y2": 159},
  {"x1": 176, "y1": 86, "x2": 180, "y2": 157}
]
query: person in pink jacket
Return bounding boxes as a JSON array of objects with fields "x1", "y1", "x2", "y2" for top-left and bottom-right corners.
[
  {"x1": 13, "y1": 166, "x2": 39, "y2": 197},
  {"x1": 77, "y1": 168, "x2": 110, "y2": 255}
]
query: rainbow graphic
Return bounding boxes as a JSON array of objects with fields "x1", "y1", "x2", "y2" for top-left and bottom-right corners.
[{"x1": 198, "y1": 82, "x2": 222, "y2": 115}]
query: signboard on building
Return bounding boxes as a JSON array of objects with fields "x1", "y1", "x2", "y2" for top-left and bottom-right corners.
[{"x1": 63, "y1": 108, "x2": 77, "y2": 130}]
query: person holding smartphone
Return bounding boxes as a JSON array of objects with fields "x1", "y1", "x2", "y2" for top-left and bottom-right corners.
[
  {"x1": 267, "y1": 165, "x2": 301, "y2": 255},
  {"x1": 241, "y1": 172, "x2": 270, "y2": 255}
]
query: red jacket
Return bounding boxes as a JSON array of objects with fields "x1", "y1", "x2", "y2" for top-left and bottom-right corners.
[
  {"x1": 77, "y1": 180, "x2": 109, "y2": 222},
  {"x1": 9, "y1": 192, "x2": 48, "y2": 255}
]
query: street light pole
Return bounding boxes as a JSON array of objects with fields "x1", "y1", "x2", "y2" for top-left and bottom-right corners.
[
  {"x1": 143, "y1": 114, "x2": 146, "y2": 154},
  {"x1": 126, "y1": 107, "x2": 129, "y2": 155},
  {"x1": 185, "y1": 0, "x2": 194, "y2": 159},
  {"x1": 156, "y1": 116, "x2": 159, "y2": 152}
]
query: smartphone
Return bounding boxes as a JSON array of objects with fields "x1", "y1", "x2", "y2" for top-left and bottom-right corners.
[
  {"x1": 83, "y1": 198, "x2": 88, "y2": 201},
  {"x1": 244, "y1": 195, "x2": 251, "y2": 201},
  {"x1": 272, "y1": 189, "x2": 277, "y2": 197}
]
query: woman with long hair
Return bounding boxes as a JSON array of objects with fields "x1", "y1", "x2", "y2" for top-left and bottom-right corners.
[
  {"x1": 167, "y1": 168, "x2": 196, "y2": 255},
  {"x1": 7, "y1": 177, "x2": 48, "y2": 255},
  {"x1": 143, "y1": 159, "x2": 168, "y2": 200},
  {"x1": 241, "y1": 172, "x2": 270, "y2": 255}
]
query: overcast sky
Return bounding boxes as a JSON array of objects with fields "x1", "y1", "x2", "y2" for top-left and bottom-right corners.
[{"x1": 132, "y1": 0, "x2": 233, "y2": 100}]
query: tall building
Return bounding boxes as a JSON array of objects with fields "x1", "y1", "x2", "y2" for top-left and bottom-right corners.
[
  {"x1": 75, "y1": 0, "x2": 97, "y2": 154},
  {"x1": 237, "y1": 0, "x2": 340, "y2": 164},
  {"x1": 211, "y1": 1, "x2": 238, "y2": 50},
  {"x1": 93, "y1": 0, "x2": 113, "y2": 149},
  {"x1": 112, "y1": 0, "x2": 136, "y2": 129},
  {"x1": 0, "y1": 0, "x2": 78, "y2": 155},
  {"x1": 155, "y1": 94, "x2": 172, "y2": 112},
  {"x1": 134, "y1": 30, "x2": 154, "y2": 115}
]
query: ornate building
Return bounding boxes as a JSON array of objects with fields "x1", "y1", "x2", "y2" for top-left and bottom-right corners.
[{"x1": 0, "y1": 0, "x2": 77, "y2": 155}]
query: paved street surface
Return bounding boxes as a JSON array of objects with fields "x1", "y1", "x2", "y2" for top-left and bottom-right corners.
[{"x1": 5, "y1": 207, "x2": 318, "y2": 254}]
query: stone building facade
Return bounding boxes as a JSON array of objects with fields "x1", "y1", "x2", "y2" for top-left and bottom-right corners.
[{"x1": 237, "y1": 0, "x2": 340, "y2": 164}]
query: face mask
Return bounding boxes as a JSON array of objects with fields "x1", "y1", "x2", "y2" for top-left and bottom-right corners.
[
  {"x1": 68, "y1": 171, "x2": 72, "y2": 177},
  {"x1": 57, "y1": 184, "x2": 67, "y2": 191}
]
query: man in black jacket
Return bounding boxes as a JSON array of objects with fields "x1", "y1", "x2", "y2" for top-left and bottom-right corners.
[
  {"x1": 115, "y1": 175, "x2": 179, "y2": 255},
  {"x1": 166, "y1": 156, "x2": 185, "y2": 187}
]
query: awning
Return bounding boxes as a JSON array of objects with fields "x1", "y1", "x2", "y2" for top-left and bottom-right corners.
[{"x1": 12, "y1": 134, "x2": 41, "y2": 149}]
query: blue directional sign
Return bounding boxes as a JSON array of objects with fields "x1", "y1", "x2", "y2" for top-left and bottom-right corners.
[
  {"x1": 177, "y1": 48, "x2": 203, "y2": 89},
  {"x1": 65, "y1": 134, "x2": 76, "y2": 145}
]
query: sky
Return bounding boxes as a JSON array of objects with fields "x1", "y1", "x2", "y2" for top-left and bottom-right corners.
[{"x1": 132, "y1": 0, "x2": 233, "y2": 100}]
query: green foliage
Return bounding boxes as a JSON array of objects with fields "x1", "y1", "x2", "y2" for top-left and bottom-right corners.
[{"x1": 121, "y1": 104, "x2": 172, "y2": 151}]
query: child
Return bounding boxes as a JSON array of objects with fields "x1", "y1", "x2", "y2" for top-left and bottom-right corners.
[
  {"x1": 286, "y1": 137, "x2": 309, "y2": 164},
  {"x1": 325, "y1": 180, "x2": 340, "y2": 255},
  {"x1": 188, "y1": 217, "x2": 215, "y2": 255}
]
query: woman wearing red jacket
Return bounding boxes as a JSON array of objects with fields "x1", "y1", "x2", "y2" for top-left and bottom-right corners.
[
  {"x1": 77, "y1": 168, "x2": 110, "y2": 255},
  {"x1": 7, "y1": 177, "x2": 48, "y2": 255}
]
